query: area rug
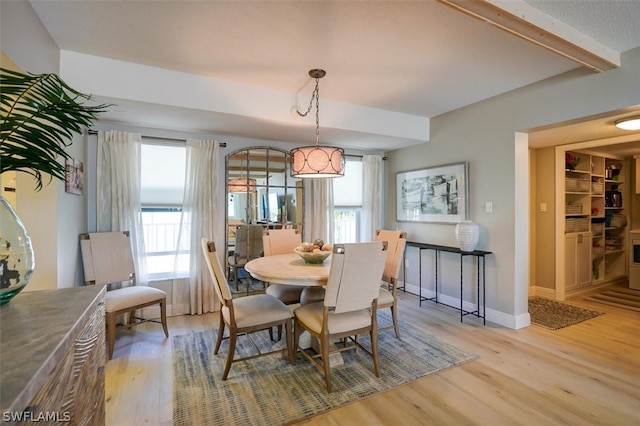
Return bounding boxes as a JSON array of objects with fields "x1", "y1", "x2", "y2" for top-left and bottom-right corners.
[
  {"x1": 529, "y1": 297, "x2": 603, "y2": 330},
  {"x1": 585, "y1": 287, "x2": 640, "y2": 312},
  {"x1": 172, "y1": 314, "x2": 477, "y2": 426}
]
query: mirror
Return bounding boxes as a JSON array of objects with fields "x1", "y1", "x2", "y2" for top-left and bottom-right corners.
[{"x1": 226, "y1": 147, "x2": 303, "y2": 258}]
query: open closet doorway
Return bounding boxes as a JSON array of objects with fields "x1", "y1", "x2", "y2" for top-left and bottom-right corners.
[{"x1": 528, "y1": 106, "x2": 640, "y2": 302}]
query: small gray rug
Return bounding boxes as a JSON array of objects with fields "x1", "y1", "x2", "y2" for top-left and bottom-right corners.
[
  {"x1": 173, "y1": 314, "x2": 477, "y2": 426},
  {"x1": 529, "y1": 297, "x2": 603, "y2": 330}
]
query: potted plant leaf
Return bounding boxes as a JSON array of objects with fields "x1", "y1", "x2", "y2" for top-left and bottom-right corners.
[{"x1": 0, "y1": 67, "x2": 109, "y2": 304}]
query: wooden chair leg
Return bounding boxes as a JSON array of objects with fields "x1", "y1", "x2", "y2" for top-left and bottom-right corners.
[
  {"x1": 106, "y1": 311, "x2": 117, "y2": 360},
  {"x1": 391, "y1": 303, "x2": 400, "y2": 338},
  {"x1": 214, "y1": 312, "x2": 226, "y2": 355},
  {"x1": 285, "y1": 319, "x2": 293, "y2": 362},
  {"x1": 234, "y1": 267, "x2": 239, "y2": 291},
  {"x1": 222, "y1": 329, "x2": 237, "y2": 380},
  {"x1": 371, "y1": 327, "x2": 380, "y2": 377},
  {"x1": 292, "y1": 318, "x2": 301, "y2": 365},
  {"x1": 321, "y1": 333, "x2": 332, "y2": 393},
  {"x1": 371, "y1": 312, "x2": 380, "y2": 377},
  {"x1": 160, "y1": 299, "x2": 169, "y2": 337}
]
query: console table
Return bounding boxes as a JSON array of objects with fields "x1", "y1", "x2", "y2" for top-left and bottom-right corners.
[
  {"x1": 0, "y1": 286, "x2": 106, "y2": 425},
  {"x1": 406, "y1": 241, "x2": 491, "y2": 324}
]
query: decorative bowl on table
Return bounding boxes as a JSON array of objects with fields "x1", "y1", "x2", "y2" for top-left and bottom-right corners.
[{"x1": 293, "y1": 248, "x2": 331, "y2": 264}]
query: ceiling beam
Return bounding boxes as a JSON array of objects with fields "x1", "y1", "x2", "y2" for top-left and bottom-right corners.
[
  {"x1": 438, "y1": 0, "x2": 620, "y2": 72},
  {"x1": 59, "y1": 51, "x2": 431, "y2": 145}
]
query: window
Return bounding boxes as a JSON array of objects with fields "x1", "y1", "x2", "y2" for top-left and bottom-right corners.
[
  {"x1": 333, "y1": 159, "x2": 362, "y2": 243},
  {"x1": 140, "y1": 143, "x2": 188, "y2": 280}
]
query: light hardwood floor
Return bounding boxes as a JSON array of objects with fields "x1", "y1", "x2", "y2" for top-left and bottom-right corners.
[{"x1": 105, "y1": 285, "x2": 640, "y2": 425}]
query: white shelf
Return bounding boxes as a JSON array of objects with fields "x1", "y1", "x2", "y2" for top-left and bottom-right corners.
[{"x1": 563, "y1": 152, "x2": 628, "y2": 294}]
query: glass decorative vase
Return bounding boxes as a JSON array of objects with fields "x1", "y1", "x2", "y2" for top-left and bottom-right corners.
[
  {"x1": 0, "y1": 197, "x2": 35, "y2": 305},
  {"x1": 455, "y1": 220, "x2": 479, "y2": 252}
]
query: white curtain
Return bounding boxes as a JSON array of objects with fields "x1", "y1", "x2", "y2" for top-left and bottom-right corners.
[
  {"x1": 96, "y1": 130, "x2": 148, "y2": 285},
  {"x1": 362, "y1": 155, "x2": 384, "y2": 241},
  {"x1": 177, "y1": 139, "x2": 219, "y2": 314},
  {"x1": 304, "y1": 178, "x2": 335, "y2": 243}
]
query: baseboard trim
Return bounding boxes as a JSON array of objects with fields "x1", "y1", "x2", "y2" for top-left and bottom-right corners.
[{"x1": 399, "y1": 281, "x2": 520, "y2": 329}]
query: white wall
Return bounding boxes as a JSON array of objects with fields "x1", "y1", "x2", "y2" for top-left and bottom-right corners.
[
  {"x1": 56, "y1": 134, "x2": 87, "y2": 288},
  {"x1": 1, "y1": 2, "x2": 92, "y2": 290},
  {"x1": 0, "y1": 1, "x2": 59, "y2": 73},
  {"x1": 386, "y1": 47, "x2": 640, "y2": 328},
  {"x1": 1, "y1": 1, "x2": 66, "y2": 291}
]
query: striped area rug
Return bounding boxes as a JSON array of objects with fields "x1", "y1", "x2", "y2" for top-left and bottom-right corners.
[
  {"x1": 172, "y1": 313, "x2": 477, "y2": 426},
  {"x1": 585, "y1": 287, "x2": 640, "y2": 312}
]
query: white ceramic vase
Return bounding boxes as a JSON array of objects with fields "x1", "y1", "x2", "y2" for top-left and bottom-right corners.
[{"x1": 455, "y1": 220, "x2": 479, "y2": 252}]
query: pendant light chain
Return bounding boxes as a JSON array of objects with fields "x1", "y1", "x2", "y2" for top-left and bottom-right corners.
[
  {"x1": 296, "y1": 77, "x2": 321, "y2": 146},
  {"x1": 315, "y1": 80, "x2": 320, "y2": 146}
]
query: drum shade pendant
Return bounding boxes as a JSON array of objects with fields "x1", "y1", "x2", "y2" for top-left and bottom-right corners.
[
  {"x1": 228, "y1": 155, "x2": 256, "y2": 192},
  {"x1": 228, "y1": 178, "x2": 256, "y2": 193},
  {"x1": 290, "y1": 69, "x2": 345, "y2": 178}
]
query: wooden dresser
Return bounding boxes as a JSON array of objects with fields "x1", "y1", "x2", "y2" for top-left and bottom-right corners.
[{"x1": 0, "y1": 285, "x2": 106, "y2": 425}]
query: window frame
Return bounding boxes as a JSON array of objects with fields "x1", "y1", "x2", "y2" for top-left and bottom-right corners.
[{"x1": 140, "y1": 141, "x2": 189, "y2": 281}]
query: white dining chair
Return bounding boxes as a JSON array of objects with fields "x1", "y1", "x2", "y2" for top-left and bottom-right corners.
[
  {"x1": 263, "y1": 228, "x2": 305, "y2": 305},
  {"x1": 228, "y1": 224, "x2": 264, "y2": 293},
  {"x1": 374, "y1": 229, "x2": 407, "y2": 338},
  {"x1": 80, "y1": 231, "x2": 169, "y2": 360},
  {"x1": 293, "y1": 241, "x2": 388, "y2": 393},
  {"x1": 202, "y1": 237, "x2": 294, "y2": 380}
]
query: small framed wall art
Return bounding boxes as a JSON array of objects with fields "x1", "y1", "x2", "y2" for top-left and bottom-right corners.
[{"x1": 65, "y1": 158, "x2": 84, "y2": 195}]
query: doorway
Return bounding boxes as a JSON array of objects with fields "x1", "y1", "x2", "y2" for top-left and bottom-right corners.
[{"x1": 528, "y1": 106, "x2": 640, "y2": 301}]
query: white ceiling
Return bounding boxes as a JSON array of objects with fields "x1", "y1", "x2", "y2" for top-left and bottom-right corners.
[{"x1": 27, "y1": 0, "x2": 640, "y2": 152}]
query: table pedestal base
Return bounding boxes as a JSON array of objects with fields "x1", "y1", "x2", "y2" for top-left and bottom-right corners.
[
  {"x1": 300, "y1": 287, "x2": 325, "y2": 305},
  {"x1": 294, "y1": 292, "x2": 344, "y2": 367},
  {"x1": 310, "y1": 339, "x2": 344, "y2": 367}
]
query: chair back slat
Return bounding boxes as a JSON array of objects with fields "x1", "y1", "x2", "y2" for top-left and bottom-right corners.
[
  {"x1": 247, "y1": 225, "x2": 265, "y2": 259},
  {"x1": 233, "y1": 224, "x2": 264, "y2": 260},
  {"x1": 325, "y1": 242, "x2": 387, "y2": 314},
  {"x1": 80, "y1": 232, "x2": 135, "y2": 285},
  {"x1": 201, "y1": 238, "x2": 233, "y2": 302},
  {"x1": 263, "y1": 228, "x2": 302, "y2": 256},
  {"x1": 375, "y1": 230, "x2": 407, "y2": 281},
  {"x1": 233, "y1": 225, "x2": 249, "y2": 259}
]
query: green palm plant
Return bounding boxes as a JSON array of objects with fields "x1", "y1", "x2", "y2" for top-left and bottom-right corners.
[{"x1": 1, "y1": 67, "x2": 109, "y2": 190}]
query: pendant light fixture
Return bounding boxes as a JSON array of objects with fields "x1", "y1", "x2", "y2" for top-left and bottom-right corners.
[
  {"x1": 228, "y1": 154, "x2": 256, "y2": 193},
  {"x1": 228, "y1": 177, "x2": 256, "y2": 193},
  {"x1": 290, "y1": 69, "x2": 345, "y2": 178}
]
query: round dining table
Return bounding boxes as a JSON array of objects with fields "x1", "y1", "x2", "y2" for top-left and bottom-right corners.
[{"x1": 244, "y1": 253, "x2": 330, "y2": 304}]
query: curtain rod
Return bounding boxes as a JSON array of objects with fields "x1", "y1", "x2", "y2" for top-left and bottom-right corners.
[
  {"x1": 86, "y1": 130, "x2": 386, "y2": 156},
  {"x1": 87, "y1": 129, "x2": 226, "y2": 147},
  {"x1": 344, "y1": 153, "x2": 387, "y2": 160}
]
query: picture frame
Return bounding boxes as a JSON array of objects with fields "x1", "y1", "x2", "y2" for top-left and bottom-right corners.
[
  {"x1": 396, "y1": 161, "x2": 469, "y2": 223},
  {"x1": 65, "y1": 158, "x2": 84, "y2": 195}
]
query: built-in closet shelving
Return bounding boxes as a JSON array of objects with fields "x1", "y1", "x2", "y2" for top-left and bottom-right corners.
[
  {"x1": 564, "y1": 151, "x2": 628, "y2": 293},
  {"x1": 602, "y1": 157, "x2": 627, "y2": 280}
]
